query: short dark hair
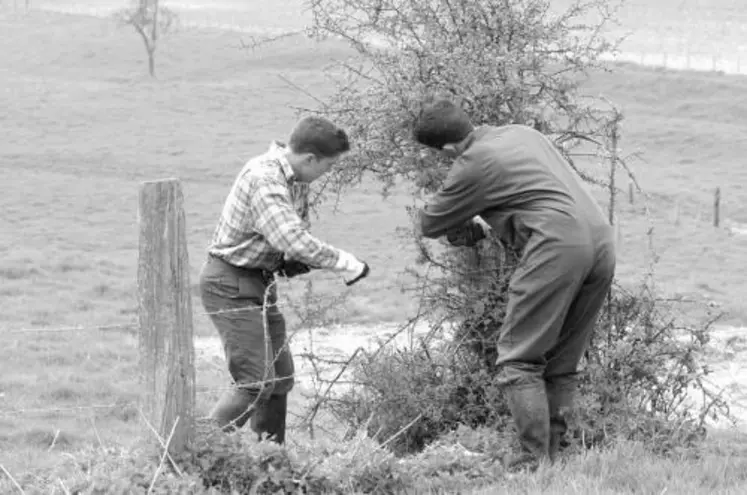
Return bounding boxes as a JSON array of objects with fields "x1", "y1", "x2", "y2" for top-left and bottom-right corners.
[
  {"x1": 288, "y1": 116, "x2": 351, "y2": 158},
  {"x1": 413, "y1": 99, "x2": 474, "y2": 149}
]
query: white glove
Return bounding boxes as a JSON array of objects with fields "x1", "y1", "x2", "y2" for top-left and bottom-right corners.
[
  {"x1": 334, "y1": 250, "x2": 370, "y2": 286},
  {"x1": 472, "y1": 216, "x2": 491, "y2": 231}
]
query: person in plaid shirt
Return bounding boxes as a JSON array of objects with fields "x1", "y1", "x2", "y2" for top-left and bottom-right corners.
[{"x1": 199, "y1": 116, "x2": 370, "y2": 443}]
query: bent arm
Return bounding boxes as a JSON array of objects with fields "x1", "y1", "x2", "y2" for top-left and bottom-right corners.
[
  {"x1": 248, "y1": 177, "x2": 342, "y2": 269},
  {"x1": 419, "y1": 159, "x2": 486, "y2": 238}
]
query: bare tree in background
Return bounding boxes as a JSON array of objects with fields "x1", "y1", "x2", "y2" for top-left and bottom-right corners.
[{"x1": 115, "y1": 0, "x2": 177, "y2": 77}]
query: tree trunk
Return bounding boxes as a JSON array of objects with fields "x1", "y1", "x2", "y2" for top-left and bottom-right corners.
[{"x1": 148, "y1": 48, "x2": 156, "y2": 77}]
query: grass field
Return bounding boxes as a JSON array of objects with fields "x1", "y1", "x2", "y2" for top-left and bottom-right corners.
[{"x1": 2, "y1": 8, "x2": 747, "y2": 493}]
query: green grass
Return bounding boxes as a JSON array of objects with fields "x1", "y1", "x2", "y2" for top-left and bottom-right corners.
[
  {"x1": 469, "y1": 435, "x2": 747, "y2": 495},
  {"x1": 1, "y1": 9, "x2": 747, "y2": 493}
]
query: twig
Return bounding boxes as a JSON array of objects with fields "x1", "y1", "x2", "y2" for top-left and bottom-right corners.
[
  {"x1": 277, "y1": 73, "x2": 328, "y2": 107},
  {"x1": 380, "y1": 413, "x2": 424, "y2": 449},
  {"x1": 90, "y1": 416, "x2": 105, "y2": 451},
  {"x1": 47, "y1": 429, "x2": 61, "y2": 452},
  {"x1": 302, "y1": 347, "x2": 364, "y2": 427},
  {"x1": 138, "y1": 409, "x2": 184, "y2": 478},
  {"x1": 58, "y1": 479, "x2": 71, "y2": 495},
  {"x1": 239, "y1": 29, "x2": 305, "y2": 51},
  {"x1": 0, "y1": 464, "x2": 24, "y2": 495},
  {"x1": 148, "y1": 416, "x2": 180, "y2": 495}
]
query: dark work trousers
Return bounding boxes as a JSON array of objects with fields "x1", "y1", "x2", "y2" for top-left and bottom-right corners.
[
  {"x1": 199, "y1": 255, "x2": 294, "y2": 439},
  {"x1": 495, "y1": 228, "x2": 616, "y2": 465}
]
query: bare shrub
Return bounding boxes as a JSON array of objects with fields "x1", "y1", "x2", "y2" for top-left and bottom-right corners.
[
  {"x1": 114, "y1": 0, "x2": 177, "y2": 77},
  {"x1": 289, "y1": 0, "x2": 733, "y2": 458}
]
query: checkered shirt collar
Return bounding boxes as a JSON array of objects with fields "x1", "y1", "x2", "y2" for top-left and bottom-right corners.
[{"x1": 267, "y1": 141, "x2": 296, "y2": 182}]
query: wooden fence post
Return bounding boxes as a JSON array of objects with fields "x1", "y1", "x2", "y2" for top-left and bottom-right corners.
[
  {"x1": 713, "y1": 187, "x2": 721, "y2": 227},
  {"x1": 137, "y1": 178, "x2": 196, "y2": 455}
]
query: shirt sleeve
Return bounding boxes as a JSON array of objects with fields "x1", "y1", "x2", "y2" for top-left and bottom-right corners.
[
  {"x1": 248, "y1": 177, "x2": 340, "y2": 268},
  {"x1": 419, "y1": 158, "x2": 486, "y2": 238}
]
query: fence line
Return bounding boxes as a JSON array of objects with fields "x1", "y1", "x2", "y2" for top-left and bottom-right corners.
[
  {"x1": 625, "y1": 185, "x2": 734, "y2": 230},
  {"x1": 0, "y1": 176, "x2": 741, "y2": 476},
  {"x1": 1, "y1": 322, "x2": 137, "y2": 334},
  {"x1": 0, "y1": 280, "x2": 415, "y2": 335},
  {"x1": 601, "y1": 51, "x2": 747, "y2": 76},
  {"x1": 0, "y1": 402, "x2": 129, "y2": 417},
  {"x1": 1, "y1": 185, "x2": 738, "y2": 339}
]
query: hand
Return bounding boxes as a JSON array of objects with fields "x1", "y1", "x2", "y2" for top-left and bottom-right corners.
[
  {"x1": 276, "y1": 259, "x2": 313, "y2": 278},
  {"x1": 446, "y1": 220, "x2": 487, "y2": 247},
  {"x1": 335, "y1": 250, "x2": 370, "y2": 286},
  {"x1": 345, "y1": 262, "x2": 370, "y2": 286}
]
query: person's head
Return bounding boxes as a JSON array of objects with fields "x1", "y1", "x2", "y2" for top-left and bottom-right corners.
[
  {"x1": 284, "y1": 116, "x2": 351, "y2": 182},
  {"x1": 412, "y1": 98, "x2": 474, "y2": 157}
]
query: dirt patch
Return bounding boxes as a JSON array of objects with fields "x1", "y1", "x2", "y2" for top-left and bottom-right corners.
[
  {"x1": 194, "y1": 323, "x2": 747, "y2": 432},
  {"x1": 691, "y1": 326, "x2": 747, "y2": 430},
  {"x1": 195, "y1": 322, "x2": 435, "y2": 391}
]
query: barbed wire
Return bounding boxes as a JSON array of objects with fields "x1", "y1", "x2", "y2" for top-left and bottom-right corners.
[
  {"x1": 1, "y1": 323, "x2": 137, "y2": 335},
  {"x1": 0, "y1": 402, "x2": 131, "y2": 417},
  {"x1": 0, "y1": 265, "x2": 725, "y2": 336},
  {"x1": 0, "y1": 302, "x2": 428, "y2": 421},
  {"x1": 0, "y1": 278, "x2": 426, "y2": 335}
]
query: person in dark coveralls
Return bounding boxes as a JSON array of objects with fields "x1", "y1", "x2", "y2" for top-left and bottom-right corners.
[
  {"x1": 412, "y1": 99, "x2": 616, "y2": 471},
  {"x1": 199, "y1": 116, "x2": 370, "y2": 443}
]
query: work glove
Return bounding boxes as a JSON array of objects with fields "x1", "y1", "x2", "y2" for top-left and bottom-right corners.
[
  {"x1": 276, "y1": 259, "x2": 313, "y2": 278},
  {"x1": 445, "y1": 220, "x2": 487, "y2": 247},
  {"x1": 335, "y1": 250, "x2": 370, "y2": 286}
]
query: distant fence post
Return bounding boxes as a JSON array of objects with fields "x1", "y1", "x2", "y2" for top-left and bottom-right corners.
[
  {"x1": 137, "y1": 178, "x2": 196, "y2": 455},
  {"x1": 713, "y1": 187, "x2": 721, "y2": 228}
]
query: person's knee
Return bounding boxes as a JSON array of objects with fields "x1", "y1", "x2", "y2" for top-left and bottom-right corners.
[
  {"x1": 272, "y1": 375, "x2": 294, "y2": 395},
  {"x1": 595, "y1": 241, "x2": 617, "y2": 284},
  {"x1": 544, "y1": 371, "x2": 578, "y2": 389},
  {"x1": 496, "y1": 361, "x2": 545, "y2": 388},
  {"x1": 247, "y1": 368, "x2": 294, "y2": 398},
  {"x1": 545, "y1": 351, "x2": 584, "y2": 378},
  {"x1": 272, "y1": 343, "x2": 295, "y2": 396}
]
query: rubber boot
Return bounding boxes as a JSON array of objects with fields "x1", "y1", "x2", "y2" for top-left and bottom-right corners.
[
  {"x1": 209, "y1": 387, "x2": 262, "y2": 433},
  {"x1": 502, "y1": 381, "x2": 552, "y2": 472},
  {"x1": 251, "y1": 394, "x2": 288, "y2": 445},
  {"x1": 546, "y1": 375, "x2": 576, "y2": 462}
]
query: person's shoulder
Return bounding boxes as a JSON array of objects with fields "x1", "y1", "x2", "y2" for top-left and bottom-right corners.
[
  {"x1": 237, "y1": 152, "x2": 286, "y2": 186},
  {"x1": 483, "y1": 123, "x2": 539, "y2": 137},
  {"x1": 473, "y1": 123, "x2": 545, "y2": 151}
]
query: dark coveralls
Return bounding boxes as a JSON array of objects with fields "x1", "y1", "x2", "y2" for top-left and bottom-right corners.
[{"x1": 419, "y1": 124, "x2": 616, "y2": 463}]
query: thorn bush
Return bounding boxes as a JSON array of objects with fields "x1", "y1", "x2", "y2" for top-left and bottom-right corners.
[
  {"x1": 293, "y1": 0, "x2": 733, "y2": 460},
  {"x1": 326, "y1": 228, "x2": 730, "y2": 457}
]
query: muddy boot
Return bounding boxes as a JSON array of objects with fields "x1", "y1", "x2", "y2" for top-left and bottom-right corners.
[
  {"x1": 502, "y1": 381, "x2": 552, "y2": 473},
  {"x1": 251, "y1": 394, "x2": 288, "y2": 445},
  {"x1": 546, "y1": 375, "x2": 576, "y2": 462},
  {"x1": 209, "y1": 387, "x2": 262, "y2": 432}
]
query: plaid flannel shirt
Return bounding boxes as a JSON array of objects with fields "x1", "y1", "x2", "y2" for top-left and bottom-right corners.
[{"x1": 207, "y1": 142, "x2": 341, "y2": 271}]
